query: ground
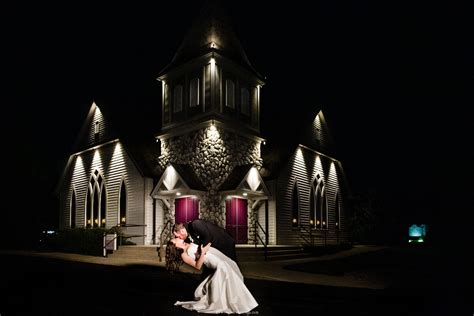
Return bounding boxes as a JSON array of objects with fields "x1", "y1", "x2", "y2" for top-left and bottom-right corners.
[{"x1": 0, "y1": 245, "x2": 471, "y2": 315}]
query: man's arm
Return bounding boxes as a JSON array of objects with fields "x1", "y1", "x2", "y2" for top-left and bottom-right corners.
[{"x1": 191, "y1": 220, "x2": 213, "y2": 245}]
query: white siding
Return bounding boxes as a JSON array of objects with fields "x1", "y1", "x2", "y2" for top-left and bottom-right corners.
[
  {"x1": 275, "y1": 146, "x2": 349, "y2": 245},
  {"x1": 257, "y1": 199, "x2": 276, "y2": 245},
  {"x1": 59, "y1": 141, "x2": 147, "y2": 244},
  {"x1": 144, "y1": 177, "x2": 154, "y2": 245}
]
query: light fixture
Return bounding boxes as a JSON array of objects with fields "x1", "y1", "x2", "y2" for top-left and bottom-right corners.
[
  {"x1": 176, "y1": 192, "x2": 181, "y2": 196},
  {"x1": 262, "y1": 141, "x2": 266, "y2": 145},
  {"x1": 316, "y1": 220, "x2": 320, "y2": 225},
  {"x1": 243, "y1": 192, "x2": 248, "y2": 197},
  {"x1": 121, "y1": 217, "x2": 126, "y2": 223},
  {"x1": 292, "y1": 218, "x2": 297, "y2": 224},
  {"x1": 310, "y1": 220, "x2": 314, "y2": 225},
  {"x1": 210, "y1": 42, "x2": 216, "y2": 48}
]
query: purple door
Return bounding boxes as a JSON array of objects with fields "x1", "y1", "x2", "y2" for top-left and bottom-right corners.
[
  {"x1": 226, "y1": 198, "x2": 248, "y2": 244},
  {"x1": 175, "y1": 197, "x2": 199, "y2": 223}
]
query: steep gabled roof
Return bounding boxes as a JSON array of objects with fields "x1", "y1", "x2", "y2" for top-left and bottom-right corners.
[
  {"x1": 56, "y1": 100, "x2": 162, "y2": 194},
  {"x1": 151, "y1": 163, "x2": 206, "y2": 198},
  {"x1": 261, "y1": 108, "x2": 337, "y2": 179},
  {"x1": 158, "y1": 0, "x2": 262, "y2": 79}
]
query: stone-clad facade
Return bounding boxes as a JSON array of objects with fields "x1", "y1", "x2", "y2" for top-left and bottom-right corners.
[{"x1": 158, "y1": 125, "x2": 262, "y2": 226}]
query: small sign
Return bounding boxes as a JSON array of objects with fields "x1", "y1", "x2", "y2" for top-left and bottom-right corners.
[{"x1": 103, "y1": 233, "x2": 117, "y2": 256}]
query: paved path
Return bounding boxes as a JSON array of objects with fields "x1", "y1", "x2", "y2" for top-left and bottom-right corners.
[{"x1": 0, "y1": 245, "x2": 387, "y2": 289}]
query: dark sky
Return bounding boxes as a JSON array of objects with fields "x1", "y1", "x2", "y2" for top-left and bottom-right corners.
[{"x1": 8, "y1": 1, "x2": 472, "y2": 241}]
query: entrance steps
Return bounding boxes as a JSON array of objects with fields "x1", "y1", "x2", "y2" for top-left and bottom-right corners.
[
  {"x1": 106, "y1": 245, "x2": 313, "y2": 263},
  {"x1": 236, "y1": 245, "x2": 313, "y2": 262}
]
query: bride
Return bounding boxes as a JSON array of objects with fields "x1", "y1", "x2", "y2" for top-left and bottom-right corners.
[{"x1": 166, "y1": 238, "x2": 258, "y2": 314}]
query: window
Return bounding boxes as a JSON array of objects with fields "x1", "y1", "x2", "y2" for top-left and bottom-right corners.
[
  {"x1": 311, "y1": 176, "x2": 326, "y2": 229},
  {"x1": 86, "y1": 171, "x2": 106, "y2": 228},
  {"x1": 86, "y1": 187, "x2": 92, "y2": 227},
  {"x1": 119, "y1": 180, "x2": 127, "y2": 225},
  {"x1": 292, "y1": 182, "x2": 299, "y2": 227},
  {"x1": 100, "y1": 186, "x2": 107, "y2": 227},
  {"x1": 173, "y1": 85, "x2": 183, "y2": 113},
  {"x1": 70, "y1": 190, "x2": 76, "y2": 228},
  {"x1": 225, "y1": 79, "x2": 235, "y2": 108},
  {"x1": 241, "y1": 87, "x2": 250, "y2": 115},
  {"x1": 190, "y1": 78, "x2": 200, "y2": 107}
]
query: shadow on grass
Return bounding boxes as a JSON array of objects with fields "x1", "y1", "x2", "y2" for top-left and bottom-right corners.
[{"x1": 283, "y1": 246, "x2": 438, "y2": 277}]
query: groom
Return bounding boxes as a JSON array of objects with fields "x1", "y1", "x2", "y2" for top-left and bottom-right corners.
[{"x1": 173, "y1": 219, "x2": 237, "y2": 262}]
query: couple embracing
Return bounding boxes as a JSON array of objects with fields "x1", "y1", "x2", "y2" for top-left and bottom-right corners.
[{"x1": 166, "y1": 219, "x2": 258, "y2": 314}]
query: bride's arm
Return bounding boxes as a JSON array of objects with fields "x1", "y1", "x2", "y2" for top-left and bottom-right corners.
[{"x1": 181, "y1": 243, "x2": 210, "y2": 270}]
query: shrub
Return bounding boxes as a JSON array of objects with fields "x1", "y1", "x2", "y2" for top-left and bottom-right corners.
[{"x1": 40, "y1": 228, "x2": 107, "y2": 256}]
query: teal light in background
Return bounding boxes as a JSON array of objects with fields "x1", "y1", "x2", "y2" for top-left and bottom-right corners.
[{"x1": 408, "y1": 224, "x2": 427, "y2": 243}]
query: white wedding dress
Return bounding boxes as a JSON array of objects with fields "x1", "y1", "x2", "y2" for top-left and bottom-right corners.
[{"x1": 174, "y1": 243, "x2": 258, "y2": 314}]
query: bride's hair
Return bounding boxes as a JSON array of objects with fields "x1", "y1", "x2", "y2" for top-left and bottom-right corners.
[{"x1": 165, "y1": 240, "x2": 183, "y2": 273}]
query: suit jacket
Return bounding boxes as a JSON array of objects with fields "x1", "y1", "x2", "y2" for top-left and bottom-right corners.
[{"x1": 185, "y1": 219, "x2": 237, "y2": 262}]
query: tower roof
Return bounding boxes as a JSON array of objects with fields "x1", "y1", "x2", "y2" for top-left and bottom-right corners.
[{"x1": 158, "y1": 0, "x2": 262, "y2": 79}]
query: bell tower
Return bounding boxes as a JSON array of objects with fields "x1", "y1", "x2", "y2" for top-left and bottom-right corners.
[
  {"x1": 157, "y1": 0, "x2": 265, "y2": 135},
  {"x1": 155, "y1": 0, "x2": 266, "y2": 225}
]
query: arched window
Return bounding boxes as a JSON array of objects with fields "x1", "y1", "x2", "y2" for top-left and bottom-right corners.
[
  {"x1": 310, "y1": 183, "x2": 315, "y2": 227},
  {"x1": 321, "y1": 187, "x2": 327, "y2": 229},
  {"x1": 100, "y1": 186, "x2": 107, "y2": 227},
  {"x1": 87, "y1": 170, "x2": 106, "y2": 228},
  {"x1": 173, "y1": 85, "x2": 183, "y2": 113},
  {"x1": 119, "y1": 180, "x2": 127, "y2": 225},
  {"x1": 311, "y1": 175, "x2": 326, "y2": 229},
  {"x1": 292, "y1": 182, "x2": 299, "y2": 227},
  {"x1": 86, "y1": 185, "x2": 92, "y2": 227},
  {"x1": 225, "y1": 79, "x2": 235, "y2": 108},
  {"x1": 190, "y1": 78, "x2": 200, "y2": 107},
  {"x1": 241, "y1": 87, "x2": 250, "y2": 115},
  {"x1": 335, "y1": 192, "x2": 341, "y2": 230},
  {"x1": 70, "y1": 189, "x2": 76, "y2": 228}
]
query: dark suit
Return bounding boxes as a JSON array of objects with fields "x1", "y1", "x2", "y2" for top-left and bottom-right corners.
[{"x1": 184, "y1": 219, "x2": 237, "y2": 281}]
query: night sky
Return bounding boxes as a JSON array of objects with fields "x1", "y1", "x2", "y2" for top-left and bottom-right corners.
[{"x1": 7, "y1": 1, "x2": 472, "y2": 246}]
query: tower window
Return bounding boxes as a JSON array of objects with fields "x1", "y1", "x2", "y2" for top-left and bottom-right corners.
[
  {"x1": 173, "y1": 85, "x2": 183, "y2": 113},
  {"x1": 225, "y1": 79, "x2": 235, "y2": 108},
  {"x1": 190, "y1": 78, "x2": 200, "y2": 107}
]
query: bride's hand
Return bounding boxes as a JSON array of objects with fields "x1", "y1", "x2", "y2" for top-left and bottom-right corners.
[{"x1": 202, "y1": 242, "x2": 211, "y2": 254}]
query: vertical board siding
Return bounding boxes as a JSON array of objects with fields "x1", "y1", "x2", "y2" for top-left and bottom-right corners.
[
  {"x1": 59, "y1": 141, "x2": 147, "y2": 244},
  {"x1": 276, "y1": 146, "x2": 349, "y2": 245},
  {"x1": 257, "y1": 199, "x2": 276, "y2": 245},
  {"x1": 144, "y1": 178, "x2": 154, "y2": 245}
]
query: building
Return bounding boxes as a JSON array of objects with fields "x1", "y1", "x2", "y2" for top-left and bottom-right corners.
[{"x1": 56, "y1": 1, "x2": 350, "y2": 247}]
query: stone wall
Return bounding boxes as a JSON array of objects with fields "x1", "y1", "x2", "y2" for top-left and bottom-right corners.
[{"x1": 158, "y1": 125, "x2": 262, "y2": 227}]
